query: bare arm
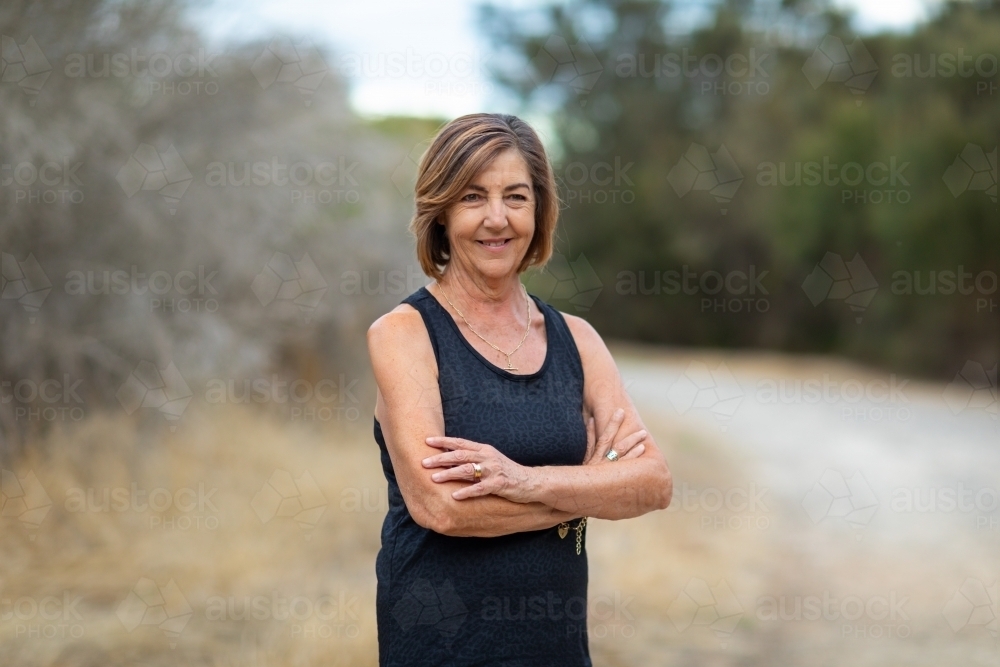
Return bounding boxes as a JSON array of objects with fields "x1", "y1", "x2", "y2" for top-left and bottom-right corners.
[
  {"x1": 425, "y1": 314, "x2": 672, "y2": 520},
  {"x1": 525, "y1": 315, "x2": 672, "y2": 518},
  {"x1": 367, "y1": 305, "x2": 581, "y2": 538}
]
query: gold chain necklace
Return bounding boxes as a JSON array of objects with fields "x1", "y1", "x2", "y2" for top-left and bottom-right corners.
[{"x1": 438, "y1": 281, "x2": 531, "y2": 371}]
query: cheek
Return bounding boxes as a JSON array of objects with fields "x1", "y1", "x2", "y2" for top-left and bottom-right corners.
[
  {"x1": 514, "y1": 210, "x2": 535, "y2": 236},
  {"x1": 446, "y1": 207, "x2": 478, "y2": 234}
]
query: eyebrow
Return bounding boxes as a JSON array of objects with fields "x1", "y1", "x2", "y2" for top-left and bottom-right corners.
[{"x1": 465, "y1": 182, "x2": 531, "y2": 193}]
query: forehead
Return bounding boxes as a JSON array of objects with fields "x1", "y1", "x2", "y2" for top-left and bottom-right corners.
[{"x1": 471, "y1": 148, "x2": 530, "y2": 183}]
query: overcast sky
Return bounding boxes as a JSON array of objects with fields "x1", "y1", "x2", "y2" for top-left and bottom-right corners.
[{"x1": 193, "y1": 0, "x2": 942, "y2": 119}]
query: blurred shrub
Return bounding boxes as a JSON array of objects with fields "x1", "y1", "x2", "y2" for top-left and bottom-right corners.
[
  {"x1": 0, "y1": 0, "x2": 423, "y2": 456},
  {"x1": 485, "y1": 0, "x2": 999, "y2": 378}
]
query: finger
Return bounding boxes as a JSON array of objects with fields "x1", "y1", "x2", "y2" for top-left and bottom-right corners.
[
  {"x1": 583, "y1": 416, "x2": 597, "y2": 463},
  {"x1": 451, "y1": 479, "x2": 495, "y2": 500},
  {"x1": 598, "y1": 408, "x2": 626, "y2": 443},
  {"x1": 425, "y1": 437, "x2": 480, "y2": 450},
  {"x1": 609, "y1": 429, "x2": 647, "y2": 459},
  {"x1": 621, "y1": 443, "x2": 645, "y2": 460},
  {"x1": 431, "y1": 462, "x2": 479, "y2": 483},
  {"x1": 595, "y1": 408, "x2": 626, "y2": 454},
  {"x1": 422, "y1": 449, "x2": 475, "y2": 468}
]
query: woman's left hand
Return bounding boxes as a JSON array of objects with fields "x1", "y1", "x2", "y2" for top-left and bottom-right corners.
[{"x1": 422, "y1": 437, "x2": 535, "y2": 502}]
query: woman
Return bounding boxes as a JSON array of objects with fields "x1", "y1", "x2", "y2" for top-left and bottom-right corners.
[{"x1": 367, "y1": 113, "x2": 673, "y2": 666}]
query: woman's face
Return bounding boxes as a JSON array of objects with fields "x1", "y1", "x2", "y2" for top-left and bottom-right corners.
[{"x1": 441, "y1": 148, "x2": 535, "y2": 284}]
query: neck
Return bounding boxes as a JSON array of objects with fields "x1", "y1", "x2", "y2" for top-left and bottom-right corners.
[{"x1": 435, "y1": 269, "x2": 527, "y2": 321}]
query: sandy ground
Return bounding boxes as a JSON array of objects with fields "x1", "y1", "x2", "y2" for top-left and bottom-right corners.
[{"x1": 0, "y1": 346, "x2": 997, "y2": 665}]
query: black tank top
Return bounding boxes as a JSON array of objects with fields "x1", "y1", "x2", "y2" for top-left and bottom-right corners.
[{"x1": 374, "y1": 285, "x2": 592, "y2": 666}]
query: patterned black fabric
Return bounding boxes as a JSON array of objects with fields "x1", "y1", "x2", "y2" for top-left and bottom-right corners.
[{"x1": 374, "y1": 285, "x2": 592, "y2": 666}]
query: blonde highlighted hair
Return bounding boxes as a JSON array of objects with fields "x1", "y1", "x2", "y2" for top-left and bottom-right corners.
[{"x1": 409, "y1": 113, "x2": 558, "y2": 281}]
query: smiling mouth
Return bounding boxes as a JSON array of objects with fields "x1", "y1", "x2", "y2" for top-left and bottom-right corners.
[{"x1": 477, "y1": 239, "x2": 511, "y2": 248}]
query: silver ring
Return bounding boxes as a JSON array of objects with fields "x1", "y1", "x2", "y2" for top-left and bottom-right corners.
[
  {"x1": 605, "y1": 450, "x2": 619, "y2": 462},
  {"x1": 472, "y1": 462, "x2": 482, "y2": 482}
]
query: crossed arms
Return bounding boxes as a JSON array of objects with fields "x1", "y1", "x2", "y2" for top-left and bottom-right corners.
[{"x1": 367, "y1": 304, "x2": 673, "y2": 538}]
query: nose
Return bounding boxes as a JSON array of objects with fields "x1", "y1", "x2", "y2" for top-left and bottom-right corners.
[{"x1": 483, "y1": 194, "x2": 508, "y2": 230}]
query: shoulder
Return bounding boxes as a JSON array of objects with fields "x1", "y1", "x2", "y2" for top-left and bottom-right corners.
[
  {"x1": 367, "y1": 302, "x2": 439, "y2": 405},
  {"x1": 368, "y1": 294, "x2": 434, "y2": 372},
  {"x1": 556, "y1": 310, "x2": 608, "y2": 359},
  {"x1": 368, "y1": 303, "x2": 424, "y2": 350},
  {"x1": 553, "y1": 310, "x2": 624, "y2": 409}
]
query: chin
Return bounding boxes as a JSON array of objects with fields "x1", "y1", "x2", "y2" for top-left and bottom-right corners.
[
  {"x1": 475, "y1": 262, "x2": 514, "y2": 276},
  {"x1": 473, "y1": 260, "x2": 518, "y2": 277}
]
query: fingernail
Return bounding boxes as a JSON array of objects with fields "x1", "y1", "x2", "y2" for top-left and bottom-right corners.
[
  {"x1": 616, "y1": 408, "x2": 624, "y2": 416},
  {"x1": 425, "y1": 437, "x2": 436, "y2": 442},
  {"x1": 639, "y1": 430, "x2": 647, "y2": 436},
  {"x1": 432, "y1": 473, "x2": 441, "y2": 481},
  {"x1": 422, "y1": 458, "x2": 430, "y2": 465}
]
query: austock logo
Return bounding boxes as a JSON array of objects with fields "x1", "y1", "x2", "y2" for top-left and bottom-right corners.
[
  {"x1": 1, "y1": 374, "x2": 86, "y2": 424},
  {"x1": 251, "y1": 37, "x2": 328, "y2": 106},
  {"x1": 522, "y1": 253, "x2": 602, "y2": 312},
  {"x1": 1, "y1": 252, "x2": 51, "y2": 322},
  {"x1": 666, "y1": 578, "x2": 743, "y2": 648},
  {"x1": 406, "y1": 358, "x2": 471, "y2": 411},
  {"x1": 115, "y1": 143, "x2": 193, "y2": 215},
  {"x1": 942, "y1": 361, "x2": 997, "y2": 420},
  {"x1": 755, "y1": 590, "x2": 911, "y2": 639},
  {"x1": 390, "y1": 139, "x2": 431, "y2": 198},
  {"x1": 203, "y1": 156, "x2": 360, "y2": 207},
  {"x1": 666, "y1": 361, "x2": 744, "y2": 431},
  {"x1": 943, "y1": 578, "x2": 998, "y2": 639},
  {"x1": 251, "y1": 251, "x2": 328, "y2": 321},
  {"x1": 801, "y1": 252, "x2": 878, "y2": 323},
  {"x1": 666, "y1": 144, "x2": 743, "y2": 214},
  {"x1": 251, "y1": 469, "x2": 327, "y2": 539},
  {"x1": 0, "y1": 590, "x2": 85, "y2": 639},
  {"x1": 204, "y1": 590, "x2": 361, "y2": 639},
  {"x1": 392, "y1": 578, "x2": 467, "y2": 650},
  {"x1": 1, "y1": 469, "x2": 52, "y2": 538},
  {"x1": 116, "y1": 360, "x2": 193, "y2": 429},
  {"x1": 802, "y1": 35, "x2": 878, "y2": 104},
  {"x1": 666, "y1": 481, "x2": 771, "y2": 531},
  {"x1": 116, "y1": 577, "x2": 193, "y2": 648},
  {"x1": 942, "y1": 144, "x2": 997, "y2": 203},
  {"x1": 529, "y1": 35, "x2": 603, "y2": 98},
  {"x1": 2, "y1": 156, "x2": 85, "y2": 205},
  {"x1": 0, "y1": 35, "x2": 52, "y2": 105},
  {"x1": 801, "y1": 469, "x2": 878, "y2": 536}
]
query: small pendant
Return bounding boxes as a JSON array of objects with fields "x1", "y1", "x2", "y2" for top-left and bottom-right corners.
[
  {"x1": 504, "y1": 355, "x2": 517, "y2": 371},
  {"x1": 558, "y1": 524, "x2": 569, "y2": 539}
]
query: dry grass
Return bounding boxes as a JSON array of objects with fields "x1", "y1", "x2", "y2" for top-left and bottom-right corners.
[
  {"x1": 2, "y1": 407, "x2": 382, "y2": 666},
  {"x1": 1, "y1": 350, "x2": 995, "y2": 665}
]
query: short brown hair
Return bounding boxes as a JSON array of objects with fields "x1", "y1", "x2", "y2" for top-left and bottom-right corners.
[{"x1": 409, "y1": 113, "x2": 558, "y2": 281}]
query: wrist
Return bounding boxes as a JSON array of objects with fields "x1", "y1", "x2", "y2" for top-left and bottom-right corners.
[{"x1": 519, "y1": 464, "x2": 547, "y2": 505}]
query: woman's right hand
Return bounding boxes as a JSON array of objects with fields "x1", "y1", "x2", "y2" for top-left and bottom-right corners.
[{"x1": 582, "y1": 407, "x2": 647, "y2": 465}]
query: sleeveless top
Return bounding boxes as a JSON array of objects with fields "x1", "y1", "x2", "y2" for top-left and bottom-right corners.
[{"x1": 374, "y1": 285, "x2": 592, "y2": 667}]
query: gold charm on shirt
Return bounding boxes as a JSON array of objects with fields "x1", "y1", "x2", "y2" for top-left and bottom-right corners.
[{"x1": 557, "y1": 517, "x2": 587, "y2": 555}]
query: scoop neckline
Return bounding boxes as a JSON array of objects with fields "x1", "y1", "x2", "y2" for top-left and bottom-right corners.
[{"x1": 420, "y1": 284, "x2": 552, "y2": 381}]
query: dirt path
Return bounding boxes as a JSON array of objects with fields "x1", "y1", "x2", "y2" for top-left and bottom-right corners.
[{"x1": 588, "y1": 343, "x2": 999, "y2": 665}]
